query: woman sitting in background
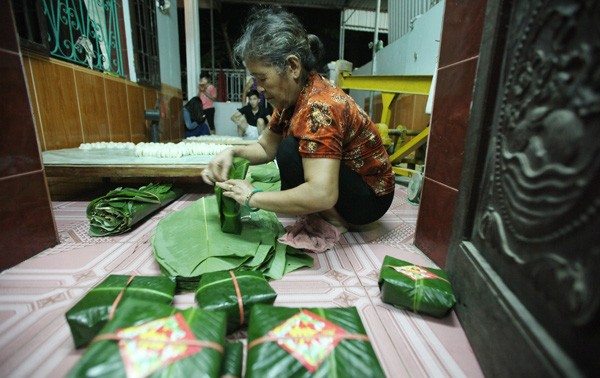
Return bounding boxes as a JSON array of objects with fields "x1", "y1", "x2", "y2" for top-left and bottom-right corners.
[{"x1": 183, "y1": 96, "x2": 210, "y2": 138}]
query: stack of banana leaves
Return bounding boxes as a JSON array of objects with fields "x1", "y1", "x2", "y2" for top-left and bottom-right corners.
[
  {"x1": 247, "y1": 161, "x2": 281, "y2": 192},
  {"x1": 152, "y1": 195, "x2": 313, "y2": 291},
  {"x1": 87, "y1": 183, "x2": 182, "y2": 236}
]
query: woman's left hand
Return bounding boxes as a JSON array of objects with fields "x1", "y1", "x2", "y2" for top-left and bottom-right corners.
[{"x1": 215, "y1": 179, "x2": 256, "y2": 206}]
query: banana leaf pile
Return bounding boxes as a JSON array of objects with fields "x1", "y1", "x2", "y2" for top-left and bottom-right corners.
[
  {"x1": 246, "y1": 305, "x2": 385, "y2": 378},
  {"x1": 67, "y1": 299, "x2": 227, "y2": 378},
  {"x1": 378, "y1": 255, "x2": 456, "y2": 318},
  {"x1": 216, "y1": 157, "x2": 250, "y2": 234},
  {"x1": 195, "y1": 271, "x2": 277, "y2": 333},
  {"x1": 87, "y1": 183, "x2": 182, "y2": 236},
  {"x1": 248, "y1": 161, "x2": 281, "y2": 192},
  {"x1": 152, "y1": 196, "x2": 314, "y2": 291},
  {"x1": 220, "y1": 341, "x2": 243, "y2": 378},
  {"x1": 65, "y1": 275, "x2": 176, "y2": 348}
]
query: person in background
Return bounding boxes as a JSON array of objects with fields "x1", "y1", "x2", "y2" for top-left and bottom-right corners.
[
  {"x1": 201, "y1": 6, "x2": 394, "y2": 232},
  {"x1": 183, "y1": 96, "x2": 210, "y2": 138},
  {"x1": 242, "y1": 73, "x2": 265, "y2": 107},
  {"x1": 231, "y1": 89, "x2": 271, "y2": 139},
  {"x1": 198, "y1": 72, "x2": 217, "y2": 134}
]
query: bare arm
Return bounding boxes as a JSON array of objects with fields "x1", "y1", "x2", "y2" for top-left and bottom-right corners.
[
  {"x1": 202, "y1": 129, "x2": 282, "y2": 183},
  {"x1": 218, "y1": 156, "x2": 340, "y2": 215}
]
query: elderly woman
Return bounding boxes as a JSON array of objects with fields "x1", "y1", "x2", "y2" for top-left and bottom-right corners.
[{"x1": 202, "y1": 6, "x2": 394, "y2": 232}]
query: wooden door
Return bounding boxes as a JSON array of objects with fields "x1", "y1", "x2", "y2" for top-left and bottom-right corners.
[{"x1": 447, "y1": 0, "x2": 599, "y2": 376}]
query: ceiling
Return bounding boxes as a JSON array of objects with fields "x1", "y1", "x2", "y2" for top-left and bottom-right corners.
[{"x1": 216, "y1": 0, "x2": 388, "y2": 12}]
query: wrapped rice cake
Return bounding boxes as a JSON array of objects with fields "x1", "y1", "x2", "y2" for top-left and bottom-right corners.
[
  {"x1": 215, "y1": 157, "x2": 249, "y2": 234},
  {"x1": 246, "y1": 305, "x2": 384, "y2": 378},
  {"x1": 378, "y1": 255, "x2": 456, "y2": 317},
  {"x1": 66, "y1": 275, "x2": 176, "y2": 348},
  {"x1": 195, "y1": 271, "x2": 277, "y2": 333},
  {"x1": 67, "y1": 298, "x2": 227, "y2": 378},
  {"x1": 220, "y1": 341, "x2": 244, "y2": 378}
]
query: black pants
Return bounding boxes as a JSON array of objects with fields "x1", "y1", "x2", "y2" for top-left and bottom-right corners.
[
  {"x1": 275, "y1": 136, "x2": 394, "y2": 225},
  {"x1": 204, "y1": 107, "x2": 215, "y2": 132}
]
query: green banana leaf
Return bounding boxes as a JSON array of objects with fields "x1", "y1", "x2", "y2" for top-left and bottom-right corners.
[
  {"x1": 87, "y1": 183, "x2": 182, "y2": 236},
  {"x1": 215, "y1": 157, "x2": 249, "y2": 234},
  {"x1": 378, "y1": 255, "x2": 456, "y2": 318},
  {"x1": 248, "y1": 162, "x2": 281, "y2": 192},
  {"x1": 65, "y1": 275, "x2": 176, "y2": 348},
  {"x1": 220, "y1": 341, "x2": 243, "y2": 378},
  {"x1": 246, "y1": 305, "x2": 385, "y2": 378},
  {"x1": 195, "y1": 271, "x2": 277, "y2": 333},
  {"x1": 152, "y1": 196, "x2": 313, "y2": 291},
  {"x1": 67, "y1": 299, "x2": 227, "y2": 378}
]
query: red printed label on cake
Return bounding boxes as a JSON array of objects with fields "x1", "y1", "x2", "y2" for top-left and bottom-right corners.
[
  {"x1": 116, "y1": 313, "x2": 201, "y2": 378},
  {"x1": 391, "y1": 265, "x2": 440, "y2": 281},
  {"x1": 269, "y1": 309, "x2": 348, "y2": 373}
]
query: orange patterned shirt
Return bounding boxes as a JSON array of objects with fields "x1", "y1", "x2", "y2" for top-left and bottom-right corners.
[{"x1": 269, "y1": 73, "x2": 394, "y2": 196}]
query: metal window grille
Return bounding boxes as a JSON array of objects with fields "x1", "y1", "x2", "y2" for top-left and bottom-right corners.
[
  {"x1": 130, "y1": 0, "x2": 160, "y2": 87},
  {"x1": 42, "y1": 0, "x2": 124, "y2": 76}
]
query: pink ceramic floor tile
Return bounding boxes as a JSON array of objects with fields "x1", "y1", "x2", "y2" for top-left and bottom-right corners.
[
  {"x1": 365, "y1": 286, "x2": 484, "y2": 378},
  {"x1": 0, "y1": 183, "x2": 486, "y2": 378},
  {"x1": 0, "y1": 287, "x2": 87, "y2": 377},
  {"x1": 2, "y1": 243, "x2": 128, "y2": 286},
  {"x1": 341, "y1": 242, "x2": 437, "y2": 287}
]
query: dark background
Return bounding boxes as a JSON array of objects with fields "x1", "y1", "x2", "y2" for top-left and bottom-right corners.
[{"x1": 179, "y1": 3, "x2": 384, "y2": 74}]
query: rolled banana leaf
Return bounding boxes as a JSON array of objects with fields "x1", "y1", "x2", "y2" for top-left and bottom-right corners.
[
  {"x1": 87, "y1": 183, "x2": 182, "y2": 236},
  {"x1": 195, "y1": 271, "x2": 277, "y2": 333},
  {"x1": 65, "y1": 275, "x2": 176, "y2": 348},
  {"x1": 378, "y1": 255, "x2": 456, "y2": 317},
  {"x1": 215, "y1": 157, "x2": 249, "y2": 234},
  {"x1": 246, "y1": 305, "x2": 385, "y2": 378},
  {"x1": 67, "y1": 299, "x2": 227, "y2": 378},
  {"x1": 152, "y1": 196, "x2": 313, "y2": 291},
  {"x1": 220, "y1": 341, "x2": 243, "y2": 378}
]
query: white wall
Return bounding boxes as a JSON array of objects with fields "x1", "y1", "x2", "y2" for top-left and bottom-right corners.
[
  {"x1": 215, "y1": 102, "x2": 242, "y2": 136},
  {"x1": 349, "y1": 0, "x2": 445, "y2": 107},
  {"x1": 156, "y1": 6, "x2": 182, "y2": 89}
]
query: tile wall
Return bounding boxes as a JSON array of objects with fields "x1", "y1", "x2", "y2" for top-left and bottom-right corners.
[
  {"x1": 414, "y1": 0, "x2": 487, "y2": 267},
  {"x1": 0, "y1": 5, "x2": 58, "y2": 271}
]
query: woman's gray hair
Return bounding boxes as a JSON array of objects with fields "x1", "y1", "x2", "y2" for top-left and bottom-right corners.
[{"x1": 233, "y1": 6, "x2": 324, "y2": 75}]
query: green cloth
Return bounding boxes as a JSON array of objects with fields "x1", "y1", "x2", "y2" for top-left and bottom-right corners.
[
  {"x1": 87, "y1": 183, "x2": 182, "y2": 236},
  {"x1": 246, "y1": 305, "x2": 385, "y2": 378},
  {"x1": 65, "y1": 275, "x2": 176, "y2": 348},
  {"x1": 215, "y1": 157, "x2": 250, "y2": 234},
  {"x1": 378, "y1": 255, "x2": 456, "y2": 317},
  {"x1": 67, "y1": 299, "x2": 227, "y2": 378},
  {"x1": 195, "y1": 271, "x2": 277, "y2": 333},
  {"x1": 152, "y1": 196, "x2": 313, "y2": 291}
]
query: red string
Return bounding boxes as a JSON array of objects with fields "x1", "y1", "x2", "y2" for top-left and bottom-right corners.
[
  {"x1": 109, "y1": 275, "x2": 136, "y2": 321},
  {"x1": 229, "y1": 271, "x2": 245, "y2": 325}
]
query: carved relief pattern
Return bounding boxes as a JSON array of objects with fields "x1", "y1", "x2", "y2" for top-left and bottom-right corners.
[{"x1": 476, "y1": 0, "x2": 600, "y2": 324}]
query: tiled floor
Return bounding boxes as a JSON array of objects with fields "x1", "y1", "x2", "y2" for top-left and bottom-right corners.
[{"x1": 0, "y1": 185, "x2": 483, "y2": 378}]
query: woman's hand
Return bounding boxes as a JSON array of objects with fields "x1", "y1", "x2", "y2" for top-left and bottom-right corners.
[
  {"x1": 201, "y1": 149, "x2": 235, "y2": 185},
  {"x1": 215, "y1": 179, "x2": 256, "y2": 206}
]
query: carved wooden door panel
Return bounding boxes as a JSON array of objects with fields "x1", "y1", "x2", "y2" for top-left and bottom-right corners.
[{"x1": 447, "y1": 0, "x2": 599, "y2": 376}]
